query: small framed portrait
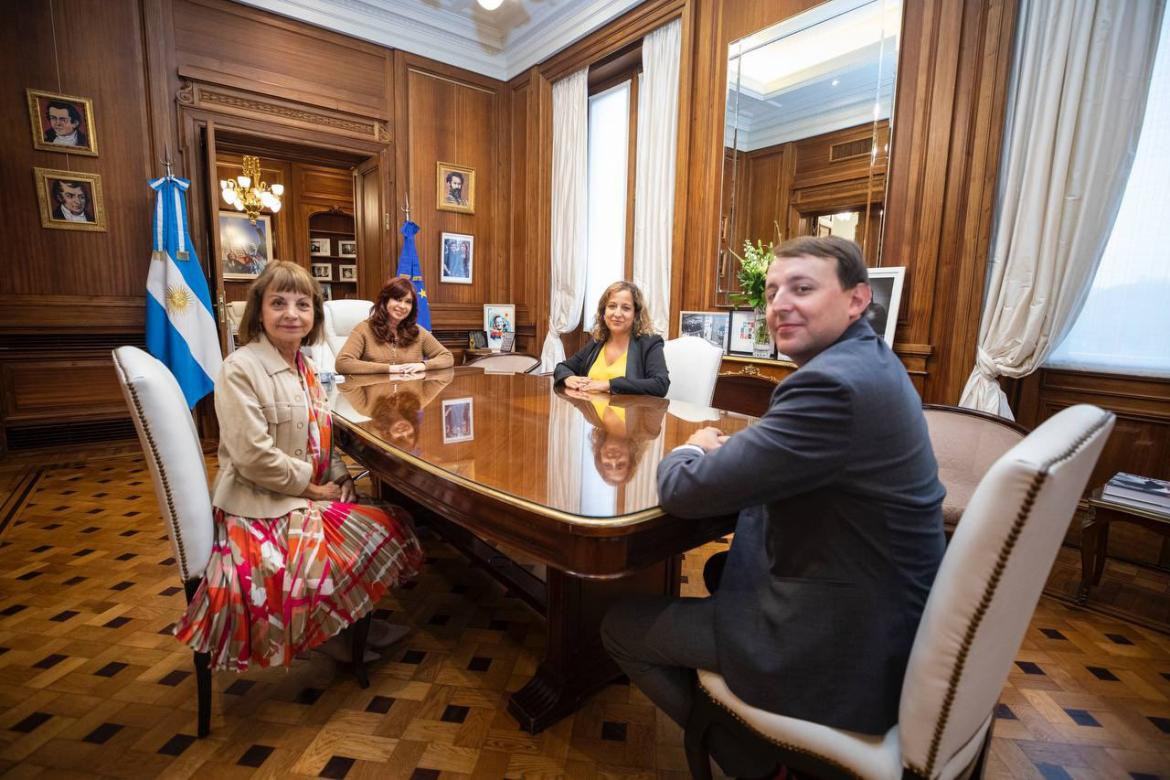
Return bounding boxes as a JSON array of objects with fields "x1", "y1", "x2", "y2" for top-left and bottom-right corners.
[
  {"x1": 320, "y1": 283, "x2": 333, "y2": 302},
  {"x1": 440, "y1": 232, "x2": 474, "y2": 284},
  {"x1": 483, "y1": 304, "x2": 515, "y2": 351},
  {"x1": 311, "y1": 263, "x2": 333, "y2": 281},
  {"x1": 727, "y1": 309, "x2": 773, "y2": 357},
  {"x1": 864, "y1": 267, "x2": 907, "y2": 347},
  {"x1": 679, "y1": 311, "x2": 729, "y2": 353},
  {"x1": 338, "y1": 239, "x2": 358, "y2": 258},
  {"x1": 27, "y1": 89, "x2": 98, "y2": 156},
  {"x1": 310, "y1": 237, "x2": 331, "y2": 256},
  {"x1": 436, "y1": 161, "x2": 475, "y2": 214},
  {"x1": 338, "y1": 264, "x2": 357, "y2": 282},
  {"x1": 442, "y1": 398, "x2": 475, "y2": 444},
  {"x1": 35, "y1": 168, "x2": 106, "y2": 232},
  {"x1": 499, "y1": 332, "x2": 516, "y2": 353},
  {"x1": 468, "y1": 330, "x2": 488, "y2": 349},
  {"x1": 219, "y1": 212, "x2": 274, "y2": 279}
]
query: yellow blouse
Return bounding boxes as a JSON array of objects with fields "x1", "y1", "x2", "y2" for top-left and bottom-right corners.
[{"x1": 587, "y1": 348, "x2": 628, "y2": 382}]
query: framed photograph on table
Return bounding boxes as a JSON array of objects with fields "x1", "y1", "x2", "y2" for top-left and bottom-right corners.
[
  {"x1": 27, "y1": 89, "x2": 98, "y2": 156},
  {"x1": 679, "y1": 311, "x2": 729, "y2": 353},
  {"x1": 311, "y1": 263, "x2": 332, "y2": 281},
  {"x1": 440, "y1": 232, "x2": 473, "y2": 284},
  {"x1": 310, "y1": 237, "x2": 330, "y2": 256},
  {"x1": 728, "y1": 309, "x2": 774, "y2": 358},
  {"x1": 219, "y1": 211, "x2": 273, "y2": 279},
  {"x1": 864, "y1": 267, "x2": 906, "y2": 347},
  {"x1": 468, "y1": 330, "x2": 488, "y2": 350},
  {"x1": 436, "y1": 161, "x2": 475, "y2": 214},
  {"x1": 483, "y1": 304, "x2": 515, "y2": 351},
  {"x1": 442, "y1": 398, "x2": 474, "y2": 444},
  {"x1": 35, "y1": 167, "x2": 106, "y2": 232}
]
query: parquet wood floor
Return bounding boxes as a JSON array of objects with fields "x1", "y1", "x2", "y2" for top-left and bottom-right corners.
[{"x1": 0, "y1": 445, "x2": 1168, "y2": 779}]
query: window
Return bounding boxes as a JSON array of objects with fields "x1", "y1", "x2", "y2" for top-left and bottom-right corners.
[
  {"x1": 583, "y1": 80, "x2": 632, "y2": 333},
  {"x1": 1047, "y1": 11, "x2": 1170, "y2": 376}
]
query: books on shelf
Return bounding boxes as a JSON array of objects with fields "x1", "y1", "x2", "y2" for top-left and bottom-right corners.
[{"x1": 1102, "y1": 472, "x2": 1170, "y2": 513}]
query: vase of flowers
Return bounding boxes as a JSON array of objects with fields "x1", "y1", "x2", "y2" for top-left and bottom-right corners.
[{"x1": 731, "y1": 239, "x2": 775, "y2": 357}]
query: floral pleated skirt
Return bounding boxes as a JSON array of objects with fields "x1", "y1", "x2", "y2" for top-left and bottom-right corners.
[{"x1": 174, "y1": 500, "x2": 423, "y2": 671}]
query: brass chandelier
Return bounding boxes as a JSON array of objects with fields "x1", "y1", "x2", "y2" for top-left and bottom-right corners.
[{"x1": 220, "y1": 155, "x2": 283, "y2": 224}]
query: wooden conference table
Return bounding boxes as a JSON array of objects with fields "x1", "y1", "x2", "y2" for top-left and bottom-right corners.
[{"x1": 330, "y1": 367, "x2": 755, "y2": 733}]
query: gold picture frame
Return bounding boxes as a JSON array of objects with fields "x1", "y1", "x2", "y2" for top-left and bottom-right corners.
[
  {"x1": 27, "y1": 89, "x2": 99, "y2": 156},
  {"x1": 35, "y1": 167, "x2": 107, "y2": 232},
  {"x1": 436, "y1": 161, "x2": 475, "y2": 214}
]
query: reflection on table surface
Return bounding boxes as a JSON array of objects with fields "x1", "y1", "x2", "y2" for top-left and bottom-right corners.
[{"x1": 330, "y1": 367, "x2": 756, "y2": 520}]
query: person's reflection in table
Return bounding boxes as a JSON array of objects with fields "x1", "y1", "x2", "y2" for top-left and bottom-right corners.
[
  {"x1": 337, "y1": 370, "x2": 454, "y2": 453},
  {"x1": 561, "y1": 388, "x2": 668, "y2": 486}
]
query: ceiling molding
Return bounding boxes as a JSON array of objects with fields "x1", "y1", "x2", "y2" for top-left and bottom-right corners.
[{"x1": 232, "y1": 0, "x2": 647, "y2": 81}]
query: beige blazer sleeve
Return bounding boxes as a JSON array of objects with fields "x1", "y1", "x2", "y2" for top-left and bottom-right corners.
[
  {"x1": 419, "y1": 328, "x2": 454, "y2": 370},
  {"x1": 335, "y1": 322, "x2": 389, "y2": 374},
  {"x1": 216, "y1": 360, "x2": 313, "y2": 497}
]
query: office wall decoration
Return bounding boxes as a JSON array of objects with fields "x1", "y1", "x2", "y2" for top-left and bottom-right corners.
[
  {"x1": 338, "y1": 264, "x2": 357, "y2": 281},
  {"x1": 27, "y1": 89, "x2": 98, "y2": 156},
  {"x1": 35, "y1": 167, "x2": 106, "y2": 232},
  {"x1": 436, "y1": 161, "x2": 475, "y2": 214},
  {"x1": 310, "y1": 237, "x2": 330, "y2": 256},
  {"x1": 865, "y1": 267, "x2": 907, "y2": 347},
  {"x1": 219, "y1": 211, "x2": 274, "y2": 279},
  {"x1": 440, "y1": 232, "x2": 474, "y2": 284},
  {"x1": 483, "y1": 304, "x2": 515, "y2": 351},
  {"x1": 337, "y1": 239, "x2": 357, "y2": 258},
  {"x1": 311, "y1": 263, "x2": 333, "y2": 281}
]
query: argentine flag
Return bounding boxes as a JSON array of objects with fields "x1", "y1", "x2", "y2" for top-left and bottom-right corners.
[
  {"x1": 145, "y1": 176, "x2": 222, "y2": 408},
  {"x1": 396, "y1": 220, "x2": 432, "y2": 329}
]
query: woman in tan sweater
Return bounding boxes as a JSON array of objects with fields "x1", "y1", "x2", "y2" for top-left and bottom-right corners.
[{"x1": 336, "y1": 276, "x2": 454, "y2": 374}]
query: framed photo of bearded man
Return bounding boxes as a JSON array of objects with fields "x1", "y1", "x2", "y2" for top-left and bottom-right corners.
[
  {"x1": 436, "y1": 162, "x2": 475, "y2": 214},
  {"x1": 27, "y1": 89, "x2": 99, "y2": 156}
]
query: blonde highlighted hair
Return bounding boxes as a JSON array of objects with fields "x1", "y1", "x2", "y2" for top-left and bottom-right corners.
[{"x1": 590, "y1": 281, "x2": 654, "y2": 342}]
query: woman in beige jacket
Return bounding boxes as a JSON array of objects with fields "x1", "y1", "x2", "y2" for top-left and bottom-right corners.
[
  {"x1": 173, "y1": 261, "x2": 422, "y2": 671},
  {"x1": 335, "y1": 276, "x2": 453, "y2": 374}
]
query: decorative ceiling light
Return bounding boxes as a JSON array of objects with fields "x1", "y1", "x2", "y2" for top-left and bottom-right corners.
[
  {"x1": 220, "y1": 155, "x2": 283, "y2": 224},
  {"x1": 477, "y1": 0, "x2": 503, "y2": 9}
]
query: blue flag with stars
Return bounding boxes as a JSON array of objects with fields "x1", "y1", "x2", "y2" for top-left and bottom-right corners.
[{"x1": 396, "y1": 220, "x2": 431, "y2": 329}]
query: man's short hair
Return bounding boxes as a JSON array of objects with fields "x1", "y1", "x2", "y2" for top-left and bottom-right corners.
[
  {"x1": 446, "y1": 171, "x2": 463, "y2": 186},
  {"x1": 46, "y1": 100, "x2": 82, "y2": 124},
  {"x1": 52, "y1": 179, "x2": 85, "y2": 199},
  {"x1": 775, "y1": 235, "x2": 869, "y2": 289}
]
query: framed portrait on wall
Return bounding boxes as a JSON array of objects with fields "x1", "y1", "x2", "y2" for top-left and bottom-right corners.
[
  {"x1": 311, "y1": 263, "x2": 332, "y2": 281},
  {"x1": 865, "y1": 267, "x2": 906, "y2": 347},
  {"x1": 436, "y1": 161, "x2": 475, "y2": 214},
  {"x1": 440, "y1": 232, "x2": 473, "y2": 284},
  {"x1": 27, "y1": 89, "x2": 98, "y2": 156},
  {"x1": 310, "y1": 237, "x2": 330, "y2": 256},
  {"x1": 483, "y1": 304, "x2": 515, "y2": 351},
  {"x1": 219, "y1": 211, "x2": 274, "y2": 279},
  {"x1": 35, "y1": 168, "x2": 106, "y2": 232},
  {"x1": 679, "y1": 311, "x2": 729, "y2": 353}
]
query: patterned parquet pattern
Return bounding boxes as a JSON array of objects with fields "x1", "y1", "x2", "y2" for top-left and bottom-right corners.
[{"x1": 0, "y1": 444, "x2": 1168, "y2": 779}]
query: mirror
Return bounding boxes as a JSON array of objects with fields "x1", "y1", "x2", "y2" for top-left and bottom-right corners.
[{"x1": 718, "y1": 0, "x2": 902, "y2": 303}]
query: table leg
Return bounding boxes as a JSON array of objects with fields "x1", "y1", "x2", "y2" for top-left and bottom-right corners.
[
  {"x1": 1078, "y1": 506, "x2": 1108, "y2": 605},
  {"x1": 507, "y1": 558, "x2": 680, "y2": 734}
]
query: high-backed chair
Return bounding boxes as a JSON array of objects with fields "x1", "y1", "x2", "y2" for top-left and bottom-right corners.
[
  {"x1": 663, "y1": 336, "x2": 723, "y2": 406},
  {"x1": 319, "y1": 299, "x2": 374, "y2": 373},
  {"x1": 112, "y1": 346, "x2": 373, "y2": 738},
  {"x1": 465, "y1": 352, "x2": 540, "y2": 373},
  {"x1": 924, "y1": 404, "x2": 1028, "y2": 536},
  {"x1": 684, "y1": 404, "x2": 1115, "y2": 780}
]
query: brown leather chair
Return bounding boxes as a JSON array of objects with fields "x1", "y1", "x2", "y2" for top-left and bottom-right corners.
[
  {"x1": 711, "y1": 371, "x2": 779, "y2": 417},
  {"x1": 923, "y1": 404, "x2": 1028, "y2": 535}
]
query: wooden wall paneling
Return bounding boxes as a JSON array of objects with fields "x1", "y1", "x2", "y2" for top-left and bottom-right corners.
[
  {"x1": 354, "y1": 154, "x2": 385, "y2": 301},
  {"x1": 0, "y1": 354, "x2": 128, "y2": 425}
]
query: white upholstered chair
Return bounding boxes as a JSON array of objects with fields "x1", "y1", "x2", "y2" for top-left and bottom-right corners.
[
  {"x1": 306, "y1": 298, "x2": 374, "y2": 374},
  {"x1": 684, "y1": 404, "x2": 1115, "y2": 779},
  {"x1": 663, "y1": 336, "x2": 723, "y2": 406},
  {"x1": 466, "y1": 352, "x2": 540, "y2": 373},
  {"x1": 112, "y1": 346, "x2": 374, "y2": 738}
]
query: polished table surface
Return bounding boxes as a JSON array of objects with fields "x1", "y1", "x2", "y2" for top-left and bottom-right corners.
[{"x1": 330, "y1": 367, "x2": 757, "y2": 732}]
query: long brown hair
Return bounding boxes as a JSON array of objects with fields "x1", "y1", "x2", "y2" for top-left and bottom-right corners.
[
  {"x1": 369, "y1": 276, "x2": 420, "y2": 345},
  {"x1": 238, "y1": 261, "x2": 324, "y2": 346},
  {"x1": 590, "y1": 281, "x2": 654, "y2": 343}
]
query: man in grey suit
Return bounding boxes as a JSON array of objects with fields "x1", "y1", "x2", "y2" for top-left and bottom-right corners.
[{"x1": 602, "y1": 236, "x2": 945, "y2": 777}]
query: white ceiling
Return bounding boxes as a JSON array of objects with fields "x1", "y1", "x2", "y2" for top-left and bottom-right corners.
[{"x1": 233, "y1": 0, "x2": 647, "y2": 81}]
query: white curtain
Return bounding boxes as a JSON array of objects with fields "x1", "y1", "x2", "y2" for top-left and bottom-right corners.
[
  {"x1": 632, "y1": 18, "x2": 683, "y2": 336},
  {"x1": 541, "y1": 67, "x2": 590, "y2": 371},
  {"x1": 959, "y1": 0, "x2": 1166, "y2": 416}
]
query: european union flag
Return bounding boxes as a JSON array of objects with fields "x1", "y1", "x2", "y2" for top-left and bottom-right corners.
[{"x1": 396, "y1": 220, "x2": 431, "y2": 329}]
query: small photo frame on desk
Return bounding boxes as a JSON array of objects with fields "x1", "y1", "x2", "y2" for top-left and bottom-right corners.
[
  {"x1": 468, "y1": 330, "x2": 488, "y2": 349},
  {"x1": 865, "y1": 267, "x2": 906, "y2": 347},
  {"x1": 442, "y1": 398, "x2": 474, "y2": 444},
  {"x1": 679, "y1": 311, "x2": 729, "y2": 353},
  {"x1": 499, "y1": 332, "x2": 515, "y2": 353},
  {"x1": 483, "y1": 303, "x2": 515, "y2": 351}
]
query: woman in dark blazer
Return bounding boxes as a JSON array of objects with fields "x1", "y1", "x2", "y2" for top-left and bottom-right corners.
[{"x1": 553, "y1": 281, "x2": 670, "y2": 397}]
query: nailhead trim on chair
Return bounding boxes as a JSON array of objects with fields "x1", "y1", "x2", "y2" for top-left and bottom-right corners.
[
  {"x1": 912, "y1": 410, "x2": 1114, "y2": 778},
  {"x1": 695, "y1": 681, "x2": 866, "y2": 780},
  {"x1": 114, "y1": 354, "x2": 192, "y2": 580}
]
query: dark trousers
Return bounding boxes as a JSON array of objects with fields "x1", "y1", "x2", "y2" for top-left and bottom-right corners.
[{"x1": 601, "y1": 594, "x2": 775, "y2": 778}]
